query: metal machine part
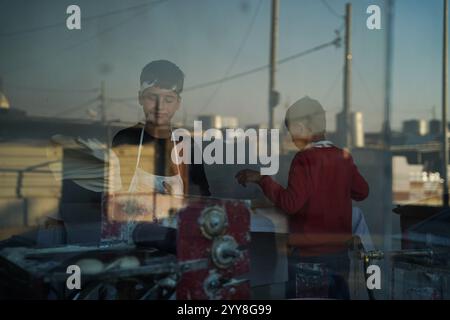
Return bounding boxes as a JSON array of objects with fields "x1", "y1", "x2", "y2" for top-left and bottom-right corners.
[
  {"x1": 177, "y1": 200, "x2": 250, "y2": 299},
  {"x1": 355, "y1": 248, "x2": 447, "y2": 300},
  {"x1": 203, "y1": 269, "x2": 248, "y2": 300},
  {"x1": 363, "y1": 249, "x2": 435, "y2": 261},
  {"x1": 0, "y1": 244, "x2": 208, "y2": 300},
  {"x1": 198, "y1": 206, "x2": 228, "y2": 239},
  {"x1": 211, "y1": 235, "x2": 240, "y2": 269},
  {"x1": 69, "y1": 258, "x2": 206, "y2": 300},
  {"x1": 203, "y1": 270, "x2": 222, "y2": 299}
]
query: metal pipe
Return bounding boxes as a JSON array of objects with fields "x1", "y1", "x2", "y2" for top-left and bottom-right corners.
[
  {"x1": 268, "y1": 0, "x2": 279, "y2": 129},
  {"x1": 342, "y1": 3, "x2": 352, "y2": 149},
  {"x1": 442, "y1": 0, "x2": 449, "y2": 207}
]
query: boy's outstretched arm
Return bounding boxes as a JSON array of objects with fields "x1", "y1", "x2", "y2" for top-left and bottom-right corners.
[
  {"x1": 236, "y1": 157, "x2": 311, "y2": 215},
  {"x1": 350, "y1": 158, "x2": 369, "y2": 201}
]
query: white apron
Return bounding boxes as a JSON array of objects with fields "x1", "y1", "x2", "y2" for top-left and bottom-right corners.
[
  {"x1": 128, "y1": 126, "x2": 184, "y2": 195},
  {"x1": 126, "y1": 127, "x2": 184, "y2": 228}
]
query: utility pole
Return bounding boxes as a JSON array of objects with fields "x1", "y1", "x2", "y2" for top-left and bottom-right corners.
[
  {"x1": 341, "y1": 3, "x2": 352, "y2": 150},
  {"x1": 268, "y1": 0, "x2": 279, "y2": 129},
  {"x1": 382, "y1": 0, "x2": 395, "y2": 299},
  {"x1": 100, "y1": 81, "x2": 107, "y2": 125},
  {"x1": 183, "y1": 108, "x2": 187, "y2": 127},
  {"x1": 442, "y1": 0, "x2": 449, "y2": 207},
  {"x1": 98, "y1": 81, "x2": 109, "y2": 194}
]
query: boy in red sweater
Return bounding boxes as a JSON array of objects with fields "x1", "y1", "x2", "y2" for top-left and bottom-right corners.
[{"x1": 236, "y1": 96, "x2": 369, "y2": 299}]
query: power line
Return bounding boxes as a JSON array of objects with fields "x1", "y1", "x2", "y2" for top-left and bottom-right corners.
[
  {"x1": 187, "y1": 63, "x2": 265, "y2": 91},
  {"x1": 107, "y1": 97, "x2": 136, "y2": 102},
  {"x1": 60, "y1": 0, "x2": 167, "y2": 52},
  {"x1": 3, "y1": 0, "x2": 167, "y2": 77},
  {"x1": 277, "y1": 38, "x2": 340, "y2": 64},
  {"x1": 197, "y1": 0, "x2": 263, "y2": 114},
  {"x1": 319, "y1": 25, "x2": 344, "y2": 112},
  {"x1": 322, "y1": 68, "x2": 342, "y2": 103},
  {"x1": 108, "y1": 100, "x2": 143, "y2": 122},
  {"x1": 107, "y1": 35, "x2": 341, "y2": 102},
  {"x1": 7, "y1": 84, "x2": 99, "y2": 93},
  {"x1": 186, "y1": 36, "x2": 341, "y2": 92},
  {"x1": 0, "y1": 0, "x2": 166, "y2": 37},
  {"x1": 320, "y1": 0, "x2": 344, "y2": 19},
  {"x1": 353, "y1": 62, "x2": 377, "y2": 107},
  {"x1": 50, "y1": 97, "x2": 98, "y2": 117},
  {"x1": 61, "y1": 9, "x2": 153, "y2": 52},
  {"x1": 108, "y1": 100, "x2": 139, "y2": 109}
]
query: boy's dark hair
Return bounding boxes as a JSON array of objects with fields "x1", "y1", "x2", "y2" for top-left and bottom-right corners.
[
  {"x1": 284, "y1": 96, "x2": 326, "y2": 136},
  {"x1": 140, "y1": 60, "x2": 184, "y2": 95}
]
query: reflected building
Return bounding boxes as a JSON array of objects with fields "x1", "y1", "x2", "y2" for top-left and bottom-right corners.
[
  {"x1": 429, "y1": 119, "x2": 441, "y2": 137},
  {"x1": 197, "y1": 115, "x2": 239, "y2": 130},
  {"x1": 350, "y1": 112, "x2": 365, "y2": 148},
  {"x1": 403, "y1": 119, "x2": 429, "y2": 137},
  {"x1": 335, "y1": 111, "x2": 365, "y2": 149},
  {"x1": 0, "y1": 78, "x2": 10, "y2": 110},
  {"x1": 0, "y1": 107, "x2": 134, "y2": 242}
]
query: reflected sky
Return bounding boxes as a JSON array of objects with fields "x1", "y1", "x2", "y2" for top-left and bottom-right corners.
[{"x1": 0, "y1": 0, "x2": 443, "y2": 132}]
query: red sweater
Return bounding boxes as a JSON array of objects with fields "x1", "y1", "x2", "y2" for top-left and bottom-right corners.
[{"x1": 259, "y1": 146, "x2": 369, "y2": 256}]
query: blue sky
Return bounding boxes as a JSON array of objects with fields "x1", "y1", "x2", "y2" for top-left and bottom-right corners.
[{"x1": 0, "y1": 0, "x2": 444, "y2": 132}]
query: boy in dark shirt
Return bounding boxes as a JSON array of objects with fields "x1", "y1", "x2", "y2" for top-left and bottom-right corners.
[
  {"x1": 106, "y1": 60, "x2": 210, "y2": 251},
  {"x1": 236, "y1": 96, "x2": 369, "y2": 299}
]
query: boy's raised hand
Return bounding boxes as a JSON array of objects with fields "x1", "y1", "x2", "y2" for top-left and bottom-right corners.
[{"x1": 235, "y1": 169, "x2": 262, "y2": 187}]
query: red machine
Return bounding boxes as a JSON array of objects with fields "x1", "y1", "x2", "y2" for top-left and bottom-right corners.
[
  {"x1": 101, "y1": 193, "x2": 251, "y2": 300},
  {"x1": 176, "y1": 199, "x2": 250, "y2": 299}
]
